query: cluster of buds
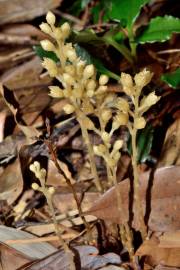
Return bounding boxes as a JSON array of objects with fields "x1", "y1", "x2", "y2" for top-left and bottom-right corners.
[
  {"x1": 93, "y1": 139, "x2": 123, "y2": 168},
  {"x1": 119, "y1": 69, "x2": 160, "y2": 130},
  {"x1": 39, "y1": 11, "x2": 110, "y2": 119},
  {"x1": 30, "y1": 161, "x2": 55, "y2": 196}
]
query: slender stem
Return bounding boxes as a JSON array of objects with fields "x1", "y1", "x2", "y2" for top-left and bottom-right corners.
[
  {"x1": 45, "y1": 139, "x2": 92, "y2": 240},
  {"x1": 44, "y1": 190, "x2": 76, "y2": 270},
  {"x1": 104, "y1": 37, "x2": 134, "y2": 64},
  {"x1": 111, "y1": 168, "x2": 134, "y2": 259},
  {"x1": 131, "y1": 96, "x2": 147, "y2": 239},
  {"x1": 77, "y1": 115, "x2": 103, "y2": 192},
  {"x1": 128, "y1": 29, "x2": 137, "y2": 60}
]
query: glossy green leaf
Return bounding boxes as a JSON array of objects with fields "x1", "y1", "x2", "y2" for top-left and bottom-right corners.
[
  {"x1": 106, "y1": 0, "x2": 149, "y2": 29},
  {"x1": 75, "y1": 44, "x2": 119, "y2": 80},
  {"x1": 137, "y1": 16, "x2": 180, "y2": 43},
  {"x1": 161, "y1": 68, "x2": 180, "y2": 89},
  {"x1": 34, "y1": 45, "x2": 58, "y2": 62}
]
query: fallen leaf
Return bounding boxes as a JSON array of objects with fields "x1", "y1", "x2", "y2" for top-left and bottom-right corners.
[
  {"x1": 0, "y1": 244, "x2": 31, "y2": 270},
  {"x1": 0, "y1": 225, "x2": 57, "y2": 260},
  {"x1": 74, "y1": 245, "x2": 122, "y2": 270},
  {"x1": 158, "y1": 119, "x2": 180, "y2": 166},
  {"x1": 136, "y1": 236, "x2": 180, "y2": 267},
  {"x1": 53, "y1": 192, "x2": 100, "y2": 213},
  {"x1": 21, "y1": 245, "x2": 122, "y2": 270},
  {"x1": 0, "y1": 84, "x2": 40, "y2": 140},
  {"x1": 0, "y1": 0, "x2": 62, "y2": 25},
  {"x1": 87, "y1": 166, "x2": 180, "y2": 232},
  {"x1": 159, "y1": 231, "x2": 180, "y2": 248},
  {"x1": 47, "y1": 160, "x2": 75, "y2": 187},
  {"x1": 154, "y1": 265, "x2": 180, "y2": 270},
  {"x1": 19, "y1": 249, "x2": 77, "y2": 270},
  {"x1": 0, "y1": 159, "x2": 23, "y2": 204}
]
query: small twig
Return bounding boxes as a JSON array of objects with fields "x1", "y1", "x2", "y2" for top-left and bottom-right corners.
[{"x1": 45, "y1": 119, "x2": 92, "y2": 240}]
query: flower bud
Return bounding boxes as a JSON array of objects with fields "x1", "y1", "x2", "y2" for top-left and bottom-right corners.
[
  {"x1": 93, "y1": 144, "x2": 106, "y2": 156},
  {"x1": 113, "y1": 151, "x2": 120, "y2": 162},
  {"x1": 76, "y1": 60, "x2": 85, "y2": 76},
  {"x1": 54, "y1": 28, "x2": 63, "y2": 40},
  {"x1": 66, "y1": 49, "x2": 77, "y2": 62},
  {"x1": 115, "y1": 97, "x2": 129, "y2": 113},
  {"x1": 40, "y1": 168, "x2": 47, "y2": 179},
  {"x1": 48, "y1": 187, "x2": 55, "y2": 195},
  {"x1": 42, "y1": 58, "x2": 58, "y2": 77},
  {"x1": 49, "y1": 86, "x2": 64, "y2": 98},
  {"x1": 101, "y1": 109, "x2": 112, "y2": 123},
  {"x1": 74, "y1": 87, "x2": 83, "y2": 98},
  {"x1": 86, "y1": 90, "x2": 94, "y2": 98},
  {"x1": 101, "y1": 131, "x2": 110, "y2": 143},
  {"x1": 113, "y1": 140, "x2": 123, "y2": 151},
  {"x1": 115, "y1": 112, "x2": 128, "y2": 126},
  {"x1": 61, "y1": 22, "x2": 71, "y2": 38},
  {"x1": 65, "y1": 65, "x2": 75, "y2": 76},
  {"x1": 63, "y1": 73, "x2": 75, "y2": 85},
  {"x1": 134, "y1": 117, "x2": 146, "y2": 129},
  {"x1": 46, "y1": 11, "x2": 56, "y2": 25},
  {"x1": 141, "y1": 92, "x2": 160, "y2": 108},
  {"x1": 63, "y1": 104, "x2": 75, "y2": 114},
  {"x1": 39, "y1": 23, "x2": 52, "y2": 34},
  {"x1": 96, "y1": 85, "x2": 107, "y2": 95},
  {"x1": 83, "y1": 64, "x2": 94, "y2": 79},
  {"x1": 120, "y1": 73, "x2": 134, "y2": 96},
  {"x1": 99, "y1": 75, "x2": 109, "y2": 85},
  {"x1": 86, "y1": 79, "x2": 96, "y2": 91},
  {"x1": 40, "y1": 40, "x2": 55, "y2": 51},
  {"x1": 31, "y1": 183, "x2": 39, "y2": 190},
  {"x1": 134, "y1": 69, "x2": 153, "y2": 88}
]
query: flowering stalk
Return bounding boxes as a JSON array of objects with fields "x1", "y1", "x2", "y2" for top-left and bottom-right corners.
[
  {"x1": 120, "y1": 69, "x2": 161, "y2": 239},
  {"x1": 39, "y1": 11, "x2": 103, "y2": 192},
  {"x1": 30, "y1": 161, "x2": 75, "y2": 270}
]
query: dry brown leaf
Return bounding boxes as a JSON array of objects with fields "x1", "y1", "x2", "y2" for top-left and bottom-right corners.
[
  {"x1": 0, "y1": 57, "x2": 53, "y2": 115},
  {"x1": 0, "y1": 244, "x2": 31, "y2": 270},
  {"x1": 0, "y1": 159, "x2": 23, "y2": 204},
  {"x1": 159, "y1": 231, "x2": 180, "y2": 248},
  {"x1": 0, "y1": 225, "x2": 57, "y2": 260},
  {"x1": 0, "y1": 84, "x2": 40, "y2": 140},
  {"x1": 21, "y1": 245, "x2": 122, "y2": 270},
  {"x1": 0, "y1": 0, "x2": 62, "y2": 25},
  {"x1": 2, "y1": 24, "x2": 47, "y2": 41},
  {"x1": 136, "y1": 236, "x2": 180, "y2": 267},
  {"x1": 87, "y1": 166, "x2": 180, "y2": 232},
  {"x1": 47, "y1": 160, "x2": 75, "y2": 187},
  {"x1": 158, "y1": 119, "x2": 180, "y2": 166},
  {"x1": 53, "y1": 192, "x2": 100, "y2": 214}
]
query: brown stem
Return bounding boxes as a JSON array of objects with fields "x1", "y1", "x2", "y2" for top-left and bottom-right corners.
[
  {"x1": 45, "y1": 139, "x2": 92, "y2": 240},
  {"x1": 131, "y1": 95, "x2": 147, "y2": 239}
]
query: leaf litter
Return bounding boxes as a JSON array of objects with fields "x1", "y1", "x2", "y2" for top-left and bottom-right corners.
[{"x1": 0, "y1": 0, "x2": 180, "y2": 269}]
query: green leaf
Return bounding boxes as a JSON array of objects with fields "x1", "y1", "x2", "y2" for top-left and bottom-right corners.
[
  {"x1": 127, "y1": 125, "x2": 154, "y2": 163},
  {"x1": 81, "y1": 0, "x2": 92, "y2": 9},
  {"x1": 136, "y1": 16, "x2": 180, "y2": 43},
  {"x1": 106, "y1": 0, "x2": 149, "y2": 29},
  {"x1": 161, "y1": 68, "x2": 180, "y2": 89},
  {"x1": 34, "y1": 45, "x2": 58, "y2": 62},
  {"x1": 75, "y1": 44, "x2": 119, "y2": 80}
]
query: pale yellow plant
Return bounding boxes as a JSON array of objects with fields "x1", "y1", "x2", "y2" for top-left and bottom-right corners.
[
  {"x1": 30, "y1": 161, "x2": 75, "y2": 270},
  {"x1": 39, "y1": 11, "x2": 115, "y2": 192},
  {"x1": 119, "y1": 69, "x2": 160, "y2": 239}
]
